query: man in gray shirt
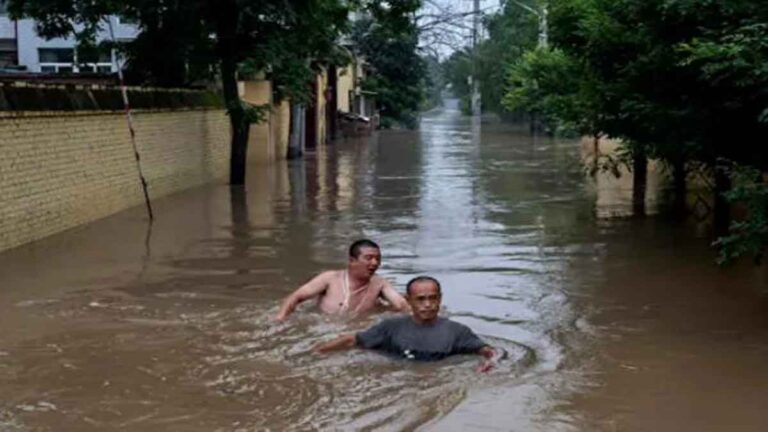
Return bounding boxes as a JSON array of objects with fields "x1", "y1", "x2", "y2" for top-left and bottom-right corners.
[{"x1": 313, "y1": 276, "x2": 502, "y2": 372}]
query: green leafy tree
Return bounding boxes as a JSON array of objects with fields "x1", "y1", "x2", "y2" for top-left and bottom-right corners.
[
  {"x1": 516, "y1": 0, "x2": 768, "y2": 258},
  {"x1": 352, "y1": 1, "x2": 426, "y2": 129},
  {"x1": 713, "y1": 163, "x2": 768, "y2": 265},
  {"x1": 477, "y1": 1, "x2": 538, "y2": 114},
  {"x1": 441, "y1": 1, "x2": 538, "y2": 116},
  {"x1": 442, "y1": 49, "x2": 472, "y2": 112},
  {"x1": 422, "y1": 53, "x2": 444, "y2": 110}
]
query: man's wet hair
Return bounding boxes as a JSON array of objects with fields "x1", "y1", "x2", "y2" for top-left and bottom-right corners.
[
  {"x1": 406, "y1": 276, "x2": 442, "y2": 296},
  {"x1": 349, "y1": 239, "x2": 380, "y2": 258}
]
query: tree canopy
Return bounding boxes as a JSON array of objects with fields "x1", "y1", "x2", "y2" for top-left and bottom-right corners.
[{"x1": 501, "y1": 0, "x2": 768, "y2": 261}]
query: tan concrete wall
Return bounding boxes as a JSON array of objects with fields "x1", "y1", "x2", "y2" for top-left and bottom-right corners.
[
  {"x1": 242, "y1": 79, "x2": 274, "y2": 164},
  {"x1": 316, "y1": 69, "x2": 328, "y2": 147},
  {"x1": 581, "y1": 135, "x2": 666, "y2": 217},
  {"x1": 274, "y1": 100, "x2": 290, "y2": 160},
  {"x1": 337, "y1": 65, "x2": 354, "y2": 113},
  {"x1": 0, "y1": 109, "x2": 230, "y2": 252}
]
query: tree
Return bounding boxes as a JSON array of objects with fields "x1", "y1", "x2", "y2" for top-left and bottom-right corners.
[
  {"x1": 477, "y1": 0, "x2": 538, "y2": 115},
  {"x1": 442, "y1": 49, "x2": 472, "y2": 111},
  {"x1": 9, "y1": 0, "x2": 352, "y2": 185},
  {"x1": 422, "y1": 53, "x2": 444, "y2": 110},
  {"x1": 680, "y1": 14, "x2": 768, "y2": 262},
  {"x1": 440, "y1": 1, "x2": 538, "y2": 116},
  {"x1": 352, "y1": 0, "x2": 426, "y2": 129},
  {"x1": 512, "y1": 0, "x2": 768, "y2": 260}
]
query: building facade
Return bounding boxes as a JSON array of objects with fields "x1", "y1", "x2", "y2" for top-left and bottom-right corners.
[{"x1": 0, "y1": 2, "x2": 137, "y2": 72}]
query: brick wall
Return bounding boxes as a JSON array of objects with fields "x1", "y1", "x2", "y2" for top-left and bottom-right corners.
[{"x1": 0, "y1": 108, "x2": 230, "y2": 252}]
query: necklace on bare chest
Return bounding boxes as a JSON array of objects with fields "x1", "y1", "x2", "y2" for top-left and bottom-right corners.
[{"x1": 340, "y1": 271, "x2": 370, "y2": 312}]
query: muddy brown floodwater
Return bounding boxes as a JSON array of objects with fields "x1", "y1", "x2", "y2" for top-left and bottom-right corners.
[{"x1": 2, "y1": 100, "x2": 768, "y2": 431}]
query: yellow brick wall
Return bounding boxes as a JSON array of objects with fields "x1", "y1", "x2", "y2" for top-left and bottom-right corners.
[
  {"x1": 0, "y1": 109, "x2": 231, "y2": 252},
  {"x1": 337, "y1": 66, "x2": 354, "y2": 113}
]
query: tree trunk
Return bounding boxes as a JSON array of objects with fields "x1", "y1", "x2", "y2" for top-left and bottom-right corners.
[
  {"x1": 713, "y1": 165, "x2": 731, "y2": 237},
  {"x1": 287, "y1": 103, "x2": 304, "y2": 159},
  {"x1": 672, "y1": 156, "x2": 687, "y2": 216},
  {"x1": 632, "y1": 148, "x2": 647, "y2": 216},
  {"x1": 592, "y1": 134, "x2": 600, "y2": 176},
  {"x1": 229, "y1": 186, "x2": 251, "y2": 274},
  {"x1": 216, "y1": 0, "x2": 249, "y2": 185}
]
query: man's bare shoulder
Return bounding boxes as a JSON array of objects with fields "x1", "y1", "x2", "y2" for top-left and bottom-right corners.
[
  {"x1": 310, "y1": 270, "x2": 345, "y2": 285},
  {"x1": 316, "y1": 270, "x2": 343, "y2": 278},
  {"x1": 370, "y1": 274, "x2": 394, "y2": 287}
]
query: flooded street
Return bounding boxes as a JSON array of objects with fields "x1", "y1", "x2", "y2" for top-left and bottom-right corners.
[{"x1": 3, "y1": 101, "x2": 768, "y2": 431}]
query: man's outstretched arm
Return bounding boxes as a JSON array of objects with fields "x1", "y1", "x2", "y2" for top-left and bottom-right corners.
[
  {"x1": 275, "y1": 271, "x2": 333, "y2": 321},
  {"x1": 312, "y1": 334, "x2": 357, "y2": 354},
  {"x1": 314, "y1": 321, "x2": 389, "y2": 355}
]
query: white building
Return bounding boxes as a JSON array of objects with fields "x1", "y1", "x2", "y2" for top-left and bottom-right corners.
[{"x1": 0, "y1": 1, "x2": 137, "y2": 73}]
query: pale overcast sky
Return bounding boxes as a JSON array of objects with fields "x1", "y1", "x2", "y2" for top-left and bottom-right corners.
[{"x1": 417, "y1": 0, "x2": 502, "y2": 58}]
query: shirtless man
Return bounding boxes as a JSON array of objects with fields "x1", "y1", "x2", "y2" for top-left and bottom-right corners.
[{"x1": 275, "y1": 239, "x2": 409, "y2": 320}]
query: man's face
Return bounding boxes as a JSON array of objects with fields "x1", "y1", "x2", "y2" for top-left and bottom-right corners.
[
  {"x1": 348, "y1": 246, "x2": 381, "y2": 279},
  {"x1": 407, "y1": 281, "x2": 441, "y2": 323}
]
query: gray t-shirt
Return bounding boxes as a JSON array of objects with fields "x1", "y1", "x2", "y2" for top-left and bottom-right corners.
[{"x1": 355, "y1": 316, "x2": 487, "y2": 361}]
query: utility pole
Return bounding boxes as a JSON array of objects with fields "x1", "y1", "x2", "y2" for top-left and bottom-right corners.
[
  {"x1": 107, "y1": 17, "x2": 153, "y2": 221},
  {"x1": 538, "y1": 3, "x2": 548, "y2": 47},
  {"x1": 503, "y1": 1, "x2": 548, "y2": 47},
  {"x1": 470, "y1": 0, "x2": 481, "y2": 118}
]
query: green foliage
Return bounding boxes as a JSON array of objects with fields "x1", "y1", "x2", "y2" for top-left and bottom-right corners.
[
  {"x1": 477, "y1": 1, "x2": 538, "y2": 113},
  {"x1": 442, "y1": 49, "x2": 471, "y2": 98},
  {"x1": 504, "y1": 45, "x2": 607, "y2": 141},
  {"x1": 351, "y1": 4, "x2": 426, "y2": 129},
  {"x1": 714, "y1": 163, "x2": 768, "y2": 265},
  {"x1": 542, "y1": 0, "x2": 768, "y2": 165},
  {"x1": 504, "y1": 47, "x2": 574, "y2": 128},
  {"x1": 529, "y1": 0, "x2": 768, "y2": 261},
  {"x1": 422, "y1": 54, "x2": 444, "y2": 111},
  {"x1": 441, "y1": 1, "x2": 538, "y2": 114}
]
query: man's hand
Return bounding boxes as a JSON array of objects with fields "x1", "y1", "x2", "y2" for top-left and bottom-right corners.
[
  {"x1": 477, "y1": 359, "x2": 495, "y2": 373},
  {"x1": 274, "y1": 298, "x2": 297, "y2": 321},
  {"x1": 476, "y1": 346, "x2": 502, "y2": 373}
]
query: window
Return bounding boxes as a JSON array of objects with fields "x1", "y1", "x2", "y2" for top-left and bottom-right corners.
[
  {"x1": 117, "y1": 15, "x2": 137, "y2": 25},
  {"x1": 38, "y1": 47, "x2": 113, "y2": 74},
  {"x1": 79, "y1": 50, "x2": 112, "y2": 73},
  {"x1": 79, "y1": 51, "x2": 111, "y2": 64},
  {"x1": 38, "y1": 48, "x2": 74, "y2": 73},
  {"x1": 39, "y1": 48, "x2": 74, "y2": 63},
  {"x1": 0, "y1": 51, "x2": 16, "y2": 68},
  {"x1": 0, "y1": 1, "x2": 7, "y2": 16},
  {"x1": 39, "y1": 48, "x2": 74, "y2": 73},
  {"x1": 0, "y1": 39, "x2": 14, "y2": 68}
]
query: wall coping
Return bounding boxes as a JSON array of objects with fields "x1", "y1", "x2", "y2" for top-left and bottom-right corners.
[
  {"x1": 0, "y1": 83, "x2": 224, "y2": 112},
  {"x1": 0, "y1": 107, "x2": 226, "y2": 119}
]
